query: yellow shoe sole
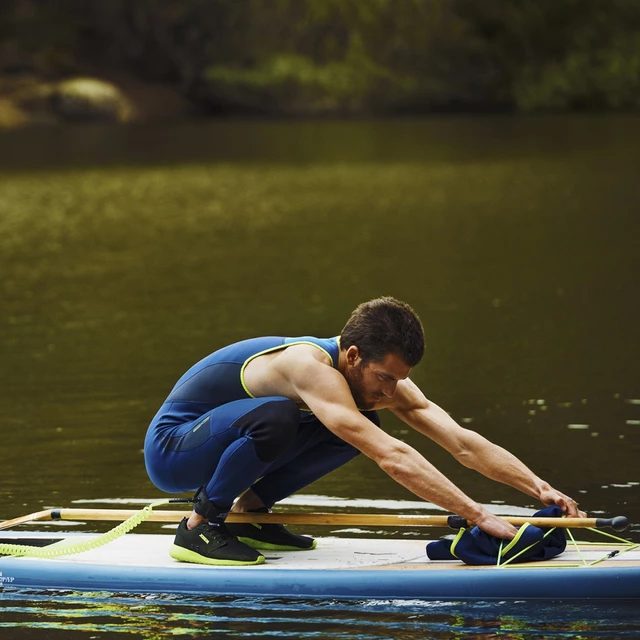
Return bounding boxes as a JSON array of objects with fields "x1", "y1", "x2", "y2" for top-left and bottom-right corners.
[
  {"x1": 236, "y1": 537, "x2": 318, "y2": 552},
  {"x1": 169, "y1": 544, "x2": 265, "y2": 566}
]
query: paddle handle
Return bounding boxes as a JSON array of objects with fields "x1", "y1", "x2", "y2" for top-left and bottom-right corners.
[
  {"x1": 1, "y1": 509, "x2": 629, "y2": 531},
  {"x1": 46, "y1": 510, "x2": 454, "y2": 527},
  {"x1": 447, "y1": 515, "x2": 629, "y2": 532},
  {"x1": 44, "y1": 509, "x2": 628, "y2": 531}
]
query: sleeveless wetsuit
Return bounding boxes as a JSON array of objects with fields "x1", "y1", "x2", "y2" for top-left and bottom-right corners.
[{"x1": 143, "y1": 336, "x2": 379, "y2": 512}]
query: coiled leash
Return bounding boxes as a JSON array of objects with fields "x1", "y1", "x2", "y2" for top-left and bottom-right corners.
[{"x1": 0, "y1": 498, "x2": 194, "y2": 559}]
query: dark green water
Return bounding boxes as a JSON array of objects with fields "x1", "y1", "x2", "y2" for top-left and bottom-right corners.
[{"x1": 0, "y1": 117, "x2": 639, "y2": 637}]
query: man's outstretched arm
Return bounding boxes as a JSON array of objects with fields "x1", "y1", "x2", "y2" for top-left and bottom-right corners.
[
  {"x1": 391, "y1": 379, "x2": 585, "y2": 518},
  {"x1": 274, "y1": 350, "x2": 519, "y2": 538}
]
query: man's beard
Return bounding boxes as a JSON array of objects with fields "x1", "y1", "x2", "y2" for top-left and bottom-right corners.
[{"x1": 346, "y1": 362, "x2": 376, "y2": 410}]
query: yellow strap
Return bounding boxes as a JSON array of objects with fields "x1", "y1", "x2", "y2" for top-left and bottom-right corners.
[{"x1": 448, "y1": 527, "x2": 467, "y2": 560}]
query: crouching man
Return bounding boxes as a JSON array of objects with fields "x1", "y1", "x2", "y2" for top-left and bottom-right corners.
[{"x1": 144, "y1": 297, "x2": 584, "y2": 565}]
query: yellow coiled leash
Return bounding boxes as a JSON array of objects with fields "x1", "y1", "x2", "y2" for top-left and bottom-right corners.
[{"x1": 0, "y1": 498, "x2": 189, "y2": 559}]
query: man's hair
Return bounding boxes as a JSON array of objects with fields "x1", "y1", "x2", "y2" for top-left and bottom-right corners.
[{"x1": 340, "y1": 297, "x2": 425, "y2": 366}]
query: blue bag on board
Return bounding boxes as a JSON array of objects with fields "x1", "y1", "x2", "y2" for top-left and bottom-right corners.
[{"x1": 426, "y1": 506, "x2": 567, "y2": 565}]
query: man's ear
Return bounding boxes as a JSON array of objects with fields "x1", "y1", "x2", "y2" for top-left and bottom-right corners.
[{"x1": 346, "y1": 345, "x2": 361, "y2": 366}]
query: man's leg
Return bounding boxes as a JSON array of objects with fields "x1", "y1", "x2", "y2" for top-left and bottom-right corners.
[
  {"x1": 145, "y1": 396, "x2": 300, "y2": 509},
  {"x1": 196, "y1": 398, "x2": 301, "y2": 513},
  {"x1": 240, "y1": 411, "x2": 379, "y2": 509},
  {"x1": 145, "y1": 396, "x2": 300, "y2": 564},
  {"x1": 224, "y1": 412, "x2": 378, "y2": 551}
]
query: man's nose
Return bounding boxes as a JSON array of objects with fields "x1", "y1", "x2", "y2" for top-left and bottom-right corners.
[{"x1": 382, "y1": 381, "x2": 397, "y2": 397}]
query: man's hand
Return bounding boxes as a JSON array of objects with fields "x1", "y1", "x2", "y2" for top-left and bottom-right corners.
[
  {"x1": 470, "y1": 508, "x2": 518, "y2": 539},
  {"x1": 539, "y1": 487, "x2": 586, "y2": 518}
]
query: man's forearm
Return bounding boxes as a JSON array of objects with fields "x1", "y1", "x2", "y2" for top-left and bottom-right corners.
[
  {"x1": 455, "y1": 430, "x2": 549, "y2": 500},
  {"x1": 377, "y1": 441, "x2": 487, "y2": 521},
  {"x1": 372, "y1": 440, "x2": 520, "y2": 538},
  {"x1": 394, "y1": 392, "x2": 582, "y2": 518},
  {"x1": 401, "y1": 398, "x2": 550, "y2": 502}
]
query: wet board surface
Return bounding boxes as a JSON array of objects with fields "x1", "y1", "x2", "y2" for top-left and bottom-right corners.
[{"x1": 1, "y1": 532, "x2": 639, "y2": 600}]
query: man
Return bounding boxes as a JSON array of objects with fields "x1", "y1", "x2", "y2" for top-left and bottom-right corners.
[{"x1": 144, "y1": 297, "x2": 584, "y2": 566}]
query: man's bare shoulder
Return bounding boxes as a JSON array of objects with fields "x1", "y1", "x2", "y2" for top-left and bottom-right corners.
[
  {"x1": 243, "y1": 342, "x2": 337, "y2": 401},
  {"x1": 274, "y1": 342, "x2": 333, "y2": 368}
]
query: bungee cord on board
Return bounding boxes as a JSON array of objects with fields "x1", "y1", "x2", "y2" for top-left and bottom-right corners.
[{"x1": 0, "y1": 498, "x2": 193, "y2": 559}]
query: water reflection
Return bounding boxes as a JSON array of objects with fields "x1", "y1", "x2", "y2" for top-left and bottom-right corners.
[
  {"x1": 1, "y1": 590, "x2": 638, "y2": 639},
  {"x1": 0, "y1": 117, "x2": 639, "y2": 637}
]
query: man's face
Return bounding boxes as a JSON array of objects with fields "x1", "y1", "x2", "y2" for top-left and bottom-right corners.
[{"x1": 345, "y1": 350, "x2": 411, "y2": 410}]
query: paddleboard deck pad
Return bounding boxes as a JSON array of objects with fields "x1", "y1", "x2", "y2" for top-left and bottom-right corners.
[{"x1": 1, "y1": 532, "x2": 639, "y2": 600}]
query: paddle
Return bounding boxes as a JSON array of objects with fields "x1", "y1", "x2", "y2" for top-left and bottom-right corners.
[
  {"x1": 0, "y1": 509, "x2": 56, "y2": 532},
  {"x1": 0, "y1": 508, "x2": 629, "y2": 531}
]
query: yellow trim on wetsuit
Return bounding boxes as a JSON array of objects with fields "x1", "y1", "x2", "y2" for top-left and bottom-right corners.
[{"x1": 240, "y1": 340, "x2": 335, "y2": 400}]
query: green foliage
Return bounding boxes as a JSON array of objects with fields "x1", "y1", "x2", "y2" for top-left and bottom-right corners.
[
  {"x1": 205, "y1": 27, "x2": 415, "y2": 113},
  {"x1": 515, "y1": 33, "x2": 640, "y2": 111},
  {"x1": 1, "y1": 0, "x2": 640, "y2": 113},
  {"x1": 207, "y1": 53, "x2": 377, "y2": 104}
]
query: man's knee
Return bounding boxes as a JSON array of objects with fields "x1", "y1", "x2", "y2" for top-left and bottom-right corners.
[{"x1": 238, "y1": 399, "x2": 299, "y2": 462}]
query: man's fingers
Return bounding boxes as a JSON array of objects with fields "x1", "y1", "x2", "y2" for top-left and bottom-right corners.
[
  {"x1": 473, "y1": 513, "x2": 518, "y2": 539},
  {"x1": 564, "y1": 504, "x2": 579, "y2": 516},
  {"x1": 543, "y1": 489, "x2": 586, "y2": 518},
  {"x1": 491, "y1": 522, "x2": 517, "y2": 540},
  {"x1": 558, "y1": 494, "x2": 585, "y2": 518}
]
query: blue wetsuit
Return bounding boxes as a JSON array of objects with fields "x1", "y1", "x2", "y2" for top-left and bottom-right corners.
[{"x1": 144, "y1": 336, "x2": 379, "y2": 512}]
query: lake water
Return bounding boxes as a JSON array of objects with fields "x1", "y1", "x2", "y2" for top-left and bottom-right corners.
[{"x1": 0, "y1": 116, "x2": 639, "y2": 637}]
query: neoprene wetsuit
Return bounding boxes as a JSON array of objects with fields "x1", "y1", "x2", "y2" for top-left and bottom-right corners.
[{"x1": 144, "y1": 336, "x2": 379, "y2": 512}]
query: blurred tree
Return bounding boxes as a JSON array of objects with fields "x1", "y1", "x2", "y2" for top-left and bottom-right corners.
[
  {"x1": 1, "y1": 0, "x2": 639, "y2": 114},
  {"x1": 508, "y1": 0, "x2": 640, "y2": 110}
]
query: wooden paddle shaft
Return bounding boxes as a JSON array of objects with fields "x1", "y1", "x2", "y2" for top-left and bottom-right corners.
[
  {"x1": 0, "y1": 509, "x2": 56, "y2": 532},
  {"x1": 6, "y1": 509, "x2": 623, "y2": 531}
]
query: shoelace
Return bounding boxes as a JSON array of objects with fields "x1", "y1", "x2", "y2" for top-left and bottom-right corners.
[{"x1": 205, "y1": 521, "x2": 234, "y2": 543}]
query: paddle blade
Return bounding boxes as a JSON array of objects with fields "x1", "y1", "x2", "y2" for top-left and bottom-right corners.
[{"x1": 0, "y1": 510, "x2": 53, "y2": 531}]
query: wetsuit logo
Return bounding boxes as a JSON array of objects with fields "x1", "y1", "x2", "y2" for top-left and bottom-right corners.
[{"x1": 192, "y1": 416, "x2": 210, "y2": 433}]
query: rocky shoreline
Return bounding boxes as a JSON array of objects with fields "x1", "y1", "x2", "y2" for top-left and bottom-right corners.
[{"x1": 0, "y1": 73, "x2": 196, "y2": 129}]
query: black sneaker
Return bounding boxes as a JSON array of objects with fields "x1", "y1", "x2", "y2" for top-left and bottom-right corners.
[
  {"x1": 226, "y1": 513, "x2": 317, "y2": 551},
  {"x1": 170, "y1": 518, "x2": 265, "y2": 566}
]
